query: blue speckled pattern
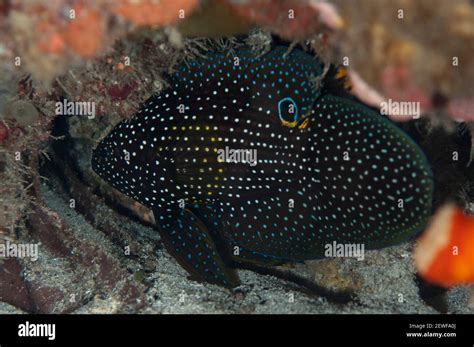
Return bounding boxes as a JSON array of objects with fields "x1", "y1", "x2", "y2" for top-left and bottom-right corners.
[{"x1": 92, "y1": 45, "x2": 433, "y2": 287}]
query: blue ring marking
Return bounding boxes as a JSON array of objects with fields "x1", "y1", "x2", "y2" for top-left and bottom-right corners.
[{"x1": 278, "y1": 97, "x2": 298, "y2": 123}]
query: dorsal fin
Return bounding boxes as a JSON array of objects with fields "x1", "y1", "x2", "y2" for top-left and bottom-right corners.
[{"x1": 321, "y1": 65, "x2": 353, "y2": 99}]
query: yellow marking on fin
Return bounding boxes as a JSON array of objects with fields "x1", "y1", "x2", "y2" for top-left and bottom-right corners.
[
  {"x1": 335, "y1": 66, "x2": 353, "y2": 90},
  {"x1": 335, "y1": 66, "x2": 348, "y2": 79},
  {"x1": 281, "y1": 119, "x2": 299, "y2": 128},
  {"x1": 298, "y1": 118, "x2": 310, "y2": 129}
]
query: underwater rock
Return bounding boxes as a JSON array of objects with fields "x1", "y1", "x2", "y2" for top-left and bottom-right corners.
[
  {"x1": 112, "y1": 0, "x2": 199, "y2": 27},
  {"x1": 331, "y1": 0, "x2": 474, "y2": 122},
  {"x1": 61, "y1": 4, "x2": 104, "y2": 58},
  {"x1": 107, "y1": 82, "x2": 138, "y2": 100},
  {"x1": 4, "y1": 100, "x2": 39, "y2": 127},
  {"x1": 0, "y1": 120, "x2": 9, "y2": 143},
  {"x1": 0, "y1": 258, "x2": 35, "y2": 312},
  {"x1": 226, "y1": 0, "x2": 343, "y2": 40}
]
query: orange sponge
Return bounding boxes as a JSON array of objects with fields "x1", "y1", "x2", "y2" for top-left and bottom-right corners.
[
  {"x1": 414, "y1": 204, "x2": 474, "y2": 287},
  {"x1": 112, "y1": 0, "x2": 199, "y2": 27}
]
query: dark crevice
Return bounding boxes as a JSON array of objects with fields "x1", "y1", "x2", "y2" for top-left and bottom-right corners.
[
  {"x1": 43, "y1": 117, "x2": 157, "y2": 230},
  {"x1": 415, "y1": 274, "x2": 448, "y2": 313}
]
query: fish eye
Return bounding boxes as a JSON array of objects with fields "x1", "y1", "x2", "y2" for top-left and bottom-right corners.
[{"x1": 278, "y1": 97, "x2": 299, "y2": 126}]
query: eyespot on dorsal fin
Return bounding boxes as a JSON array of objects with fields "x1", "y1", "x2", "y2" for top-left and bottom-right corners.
[
  {"x1": 277, "y1": 96, "x2": 316, "y2": 129},
  {"x1": 278, "y1": 96, "x2": 299, "y2": 127}
]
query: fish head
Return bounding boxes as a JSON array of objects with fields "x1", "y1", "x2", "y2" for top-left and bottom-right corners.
[{"x1": 91, "y1": 120, "x2": 149, "y2": 195}]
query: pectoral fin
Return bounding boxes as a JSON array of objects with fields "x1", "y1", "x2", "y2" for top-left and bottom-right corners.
[{"x1": 154, "y1": 207, "x2": 240, "y2": 288}]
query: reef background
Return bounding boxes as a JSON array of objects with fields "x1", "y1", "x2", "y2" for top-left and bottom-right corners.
[{"x1": 0, "y1": 0, "x2": 473, "y2": 313}]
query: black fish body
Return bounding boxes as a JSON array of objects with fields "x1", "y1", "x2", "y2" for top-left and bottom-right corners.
[{"x1": 92, "y1": 45, "x2": 433, "y2": 287}]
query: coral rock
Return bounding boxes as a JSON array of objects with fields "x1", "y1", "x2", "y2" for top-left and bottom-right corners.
[
  {"x1": 63, "y1": 4, "x2": 104, "y2": 58},
  {"x1": 4, "y1": 100, "x2": 39, "y2": 127},
  {"x1": 0, "y1": 120, "x2": 9, "y2": 142},
  {"x1": 112, "y1": 0, "x2": 199, "y2": 27}
]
